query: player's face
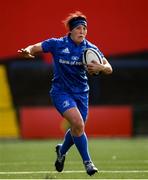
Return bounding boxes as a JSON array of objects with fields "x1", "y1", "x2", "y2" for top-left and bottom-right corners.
[{"x1": 70, "y1": 25, "x2": 87, "y2": 45}]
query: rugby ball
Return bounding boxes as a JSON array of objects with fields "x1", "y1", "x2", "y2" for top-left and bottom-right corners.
[
  {"x1": 83, "y1": 48, "x2": 103, "y2": 75},
  {"x1": 83, "y1": 48, "x2": 103, "y2": 65}
]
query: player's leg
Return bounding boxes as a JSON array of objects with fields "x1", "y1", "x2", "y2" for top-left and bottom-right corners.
[
  {"x1": 51, "y1": 92, "x2": 97, "y2": 175},
  {"x1": 51, "y1": 93, "x2": 76, "y2": 156},
  {"x1": 60, "y1": 128, "x2": 74, "y2": 155},
  {"x1": 63, "y1": 107, "x2": 91, "y2": 160},
  {"x1": 73, "y1": 93, "x2": 98, "y2": 176},
  {"x1": 63, "y1": 107, "x2": 98, "y2": 175},
  {"x1": 50, "y1": 93, "x2": 75, "y2": 172},
  {"x1": 58, "y1": 91, "x2": 89, "y2": 157},
  {"x1": 54, "y1": 128, "x2": 74, "y2": 172}
]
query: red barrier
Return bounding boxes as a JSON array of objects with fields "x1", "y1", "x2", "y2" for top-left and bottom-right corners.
[
  {"x1": 20, "y1": 106, "x2": 132, "y2": 139},
  {"x1": 86, "y1": 106, "x2": 132, "y2": 137},
  {"x1": 20, "y1": 107, "x2": 65, "y2": 139}
]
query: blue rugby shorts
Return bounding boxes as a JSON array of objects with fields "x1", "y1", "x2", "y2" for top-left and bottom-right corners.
[{"x1": 50, "y1": 92, "x2": 89, "y2": 122}]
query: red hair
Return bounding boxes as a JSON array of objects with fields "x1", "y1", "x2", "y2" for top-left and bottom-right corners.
[{"x1": 63, "y1": 11, "x2": 87, "y2": 30}]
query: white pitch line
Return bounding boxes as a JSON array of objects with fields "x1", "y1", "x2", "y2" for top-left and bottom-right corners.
[
  {"x1": 0, "y1": 160, "x2": 148, "y2": 166},
  {"x1": 0, "y1": 170, "x2": 148, "y2": 175}
]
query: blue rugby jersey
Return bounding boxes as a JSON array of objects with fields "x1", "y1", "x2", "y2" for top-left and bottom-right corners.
[{"x1": 41, "y1": 35, "x2": 104, "y2": 94}]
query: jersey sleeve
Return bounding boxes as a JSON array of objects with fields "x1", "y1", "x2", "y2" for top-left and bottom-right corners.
[
  {"x1": 96, "y1": 48, "x2": 104, "y2": 59},
  {"x1": 91, "y1": 45, "x2": 104, "y2": 58},
  {"x1": 41, "y1": 38, "x2": 57, "y2": 53},
  {"x1": 86, "y1": 40, "x2": 105, "y2": 58}
]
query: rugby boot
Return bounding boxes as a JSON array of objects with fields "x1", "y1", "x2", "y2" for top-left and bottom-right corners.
[
  {"x1": 55, "y1": 144, "x2": 65, "y2": 172},
  {"x1": 84, "y1": 161, "x2": 98, "y2": 176}
]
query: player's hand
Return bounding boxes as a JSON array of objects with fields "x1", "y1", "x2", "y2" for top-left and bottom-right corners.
[
  {"x1": 18, "y1": 48, "x2": 35, "y2": 58},
  {"x1": 87, "y1": 60, "x2": 104, "y2": 75}
]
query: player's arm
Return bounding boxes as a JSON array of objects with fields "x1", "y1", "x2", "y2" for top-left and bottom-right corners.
[
  {"x1": 87, "y1": 57, "x2": 113, "y2": 75},
  {"x1": 101, "y1": 57, "x2": 113, "y2": 74},
  {"x1": 18, "y1": 42, "x2": 43, "y2": 58}
]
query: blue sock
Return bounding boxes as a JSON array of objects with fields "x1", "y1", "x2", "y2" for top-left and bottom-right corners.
[
  {"x1": 60, "y1": 129, "x2": 74, "y2": 156},
  {"x1": 73, "y1": 133, "x2": 91, "y2": 162}
]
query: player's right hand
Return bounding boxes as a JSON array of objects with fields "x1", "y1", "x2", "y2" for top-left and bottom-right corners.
[{"x1": 18, "y1": 48, "x2": 35, "y2": 58}]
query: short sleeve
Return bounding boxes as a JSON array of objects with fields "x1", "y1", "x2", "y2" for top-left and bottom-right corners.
[
  {"x1": 90, "y1": 44, "x2": 104, "y2": 58},
  {"x1": 41, "y1": 38, "x2": 57, "y2": 53}
]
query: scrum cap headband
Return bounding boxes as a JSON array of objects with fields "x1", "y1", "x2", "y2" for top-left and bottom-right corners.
[{"x1": 69, "y1": 17, "x2": 87, "y2": 31}]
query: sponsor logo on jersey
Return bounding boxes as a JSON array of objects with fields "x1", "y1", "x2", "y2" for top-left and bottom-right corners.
[
  {"x1": 71, "y1": 56, "x2": 79, "y2": 61},
  {"x1": 59, "y1": 59, "x2": 82, "y2": 66}
]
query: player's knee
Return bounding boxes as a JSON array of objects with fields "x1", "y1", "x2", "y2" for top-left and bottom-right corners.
[{"x1": 72, "y1": 120, "x2": 84, "y2": 136}]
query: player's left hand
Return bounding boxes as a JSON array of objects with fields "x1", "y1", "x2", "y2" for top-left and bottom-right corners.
[{"x1": 87, "y1": 60, "x2": 104, "y2": 75}]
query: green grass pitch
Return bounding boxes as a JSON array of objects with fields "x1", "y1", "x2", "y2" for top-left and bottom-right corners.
[{"x1": 0, "y1": 138, "x2": 148, "y2": 179}]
